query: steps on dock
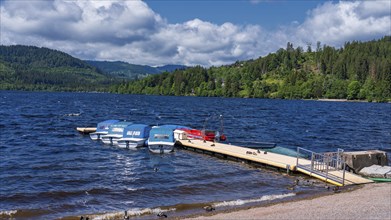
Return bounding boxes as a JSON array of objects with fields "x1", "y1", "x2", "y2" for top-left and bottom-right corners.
[{"x1": 296, "y1": 164, "x2": 346, "y2": 186}]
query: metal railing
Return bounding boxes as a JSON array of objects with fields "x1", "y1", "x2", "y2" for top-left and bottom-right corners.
[{"x1": 296, "y1": 147, "x2": 346, "y2": 186}]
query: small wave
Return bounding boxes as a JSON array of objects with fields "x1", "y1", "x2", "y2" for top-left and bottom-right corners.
[
  {"x1": 92, "y1": 207, "x2": 176, "y2": 220},
  {"x1": 63, "y1": 113, "x2": 82, "y2": 117},
  {"x1": 126, "y1": 187, "x2": 138, "y2": 191},
  {"x1": 213, "y1": 193, "x2": 296, "y2": 208},
  {"x1": 0, "y1": 208, "x2": 51, "y2": 218},
  {"x1": 0, "y1": 210, "x2": 17, "y2": 217}
]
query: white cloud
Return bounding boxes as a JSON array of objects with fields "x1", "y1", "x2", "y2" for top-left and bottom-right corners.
[
  {"x1": 1, "y1": 0, "x2": 390, "y2": 67},
  {"x1": 1, "y1": 0, "x2": 162, "y2": 44},
  {"x1": 295, "y1": 1, "x2": 391, "y2": 48}
]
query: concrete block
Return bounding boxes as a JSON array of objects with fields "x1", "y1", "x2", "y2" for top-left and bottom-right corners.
[{"x1": 342, "y1": 150, "x2": 388, "y2": 173}]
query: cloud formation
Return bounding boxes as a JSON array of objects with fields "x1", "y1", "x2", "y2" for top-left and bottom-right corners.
[
  {"x1": 295, "y1": 1, "x2": 391, "y2": 47},
  {"x1": 1, "y1": 0, "x2": 390, "y2": 66}
]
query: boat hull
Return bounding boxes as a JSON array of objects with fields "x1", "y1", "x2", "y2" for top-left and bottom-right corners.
[
  {"x1": 89, "y1": 132, "x2": 107, "y2": 141},
  {"x1": 148, "y1": 142, "x2": 175, "y2": 154},
  {"x1": 101, "y1": 135, "x2": 122, "y2": 145},
  {"x1": 117, "y1": 138, "x2": 146, "y2": 149}
]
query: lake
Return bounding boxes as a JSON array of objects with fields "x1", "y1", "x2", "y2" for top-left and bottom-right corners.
[{"x1": 1, "y1": 91, "x2": 390, "y2": 219}]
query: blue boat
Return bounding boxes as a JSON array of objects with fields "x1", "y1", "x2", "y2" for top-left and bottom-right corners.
[
  {"x1": 117, "y1": 124, "x2": 151, "y2": 149},
  {"x1": 101, "y1": 121, "x2": 133, "y2": 145},
  {"x1": 148, "y1": 125, "x2": 188, "y2": 153},
  {"x1": 89, "y1": 119, "x2": 120, "y2": 140}
]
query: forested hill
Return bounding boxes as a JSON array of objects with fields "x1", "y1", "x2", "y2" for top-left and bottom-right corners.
[
  {"x1": 0, "y1": 45, "x2": 115, "y2": 91},
  {"x1": 85, "y1": 60, "x2": 188, "y2": 80},
  {"x1": 113, "y1": 36, "x2": 391, "y2": 102}
]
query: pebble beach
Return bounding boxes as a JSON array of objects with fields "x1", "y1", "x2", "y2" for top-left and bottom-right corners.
[{"x1": 184, "y1": 183, "x2": 391, "y2": 220}]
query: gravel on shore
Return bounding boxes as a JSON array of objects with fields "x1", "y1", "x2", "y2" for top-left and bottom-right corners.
[{"x1": 184, "y1": 183, "x2": 391, "y2": 220}]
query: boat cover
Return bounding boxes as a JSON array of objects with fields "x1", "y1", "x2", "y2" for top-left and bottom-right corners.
[
  {"x1": 148, "y1": 125, "x2": 188, "y2": 143},
  {"x1": 122, "y1": 124, "x2": 151, "y2": 139},
  {"x1": 96, "y1": 120, "x2": 120, "y2": 133},
  {"x1": 107, "y1": 121, "x2": 133, "y2": 135},
  {"x1": 160, "y1": 124, "x2": 189, "y2": 130}
]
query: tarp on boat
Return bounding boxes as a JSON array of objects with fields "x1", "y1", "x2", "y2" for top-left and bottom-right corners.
[
  {"x1": 149, "y1": 125, "x2": 188, "y2": 143},
  {"x1": 122, "y1": 124, "x2": 151, "y2": 139},
  {"x1": 107, "y1": 121, "x2": 133, "y2": 135},
  {"x1": 160, "y1": 124, "x2": 189, "y2": 130},
  {"x1": 96, "y1": 120, "x2": 120, "y2": 133}
]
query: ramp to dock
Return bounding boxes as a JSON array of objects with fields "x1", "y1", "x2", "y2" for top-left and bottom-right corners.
[{"x1": 177, "y1": 139, "x2": 373, "y2": 186}]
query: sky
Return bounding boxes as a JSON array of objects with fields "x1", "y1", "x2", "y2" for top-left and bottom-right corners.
[{"x1": 0, "y1": 0, "x2": 390, "y2": 67}]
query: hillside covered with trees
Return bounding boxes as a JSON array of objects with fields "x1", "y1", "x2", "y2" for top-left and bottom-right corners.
[
  {"x1": 1, "y1": 37, "x2": 390, "y2": 101},
  {"x1": 85, "y1": 60, "x2": 187, "y2": 80},
  {"x1": 0, "y1": 45, "x2": 115, "y2": 91},
  {"x1": 113, "y1": 36, "x2": 391, "y2": 102}
]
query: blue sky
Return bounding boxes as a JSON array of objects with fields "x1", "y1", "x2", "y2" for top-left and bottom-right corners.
[
  {"x1": 146, "y1": 0, "x2": 330, "y2": 28},
  {"x1": 1, "y1": 0, "x2": 390, "y2": 66}
]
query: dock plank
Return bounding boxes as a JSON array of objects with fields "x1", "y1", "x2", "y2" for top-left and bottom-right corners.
[{"x1": 178, "y1": 139, "x2": 373, "y2": 186}]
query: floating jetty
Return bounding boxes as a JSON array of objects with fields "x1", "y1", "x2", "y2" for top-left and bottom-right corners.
[
  {"x1": 176, "y1": 139, "x2": 373, "y2": 186},
  {"x1": 77, "y1": 126, "x2": 377, "y2": 186}
]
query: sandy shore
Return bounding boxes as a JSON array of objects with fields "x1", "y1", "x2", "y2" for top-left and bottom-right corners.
[{"x1": 184, "y1": 183, "x2": 391, "y2": 220}]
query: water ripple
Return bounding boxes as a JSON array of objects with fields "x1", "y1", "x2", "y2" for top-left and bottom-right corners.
[{"x1": 1, "y1": 91, "x2": 390, "y2": 219}]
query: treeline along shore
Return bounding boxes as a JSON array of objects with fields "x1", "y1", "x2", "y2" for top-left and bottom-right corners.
[
  {"x1": 113, "y1": 36, "x2": 391, "y2": 102},
  {"x1": 1, "y1": 36, "x2": 390, "y2": 102}
]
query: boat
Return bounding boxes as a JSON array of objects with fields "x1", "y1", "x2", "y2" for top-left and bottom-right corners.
[
  {"x1": 232, "y1": 140, "x2": 305, "y2": 157},
  {"x1": 148, "y1": 125, "x2": 187, "y2": 153},
  {"x1": 367, "y1": 177, "x2": 391, "y2": 182},
  {"x1": 199, "y1": 114, "x2": 226, "y2": 142},
  {"x1": 178, "y1": 128, "x2": 227, "y2": 142},
  {"x1": 101, "y1": 121, "x2": 133, "y2": 145},
  {"x1": 89, "y1": 119, "x2": 119, "y2": 140},
  {"x1": 175, "y1": 114, "x2": 227, "y2": 142},
  {"x1": 262, "y1": 146, "x2": 304, "y2": 157},
  {"x1": 77, "y1": 127, "x2": 97, "y2": 134},
  {"x1": 117, "y1": 124, "x2": 151, "y2": 149},
  {"x1": 235, "y1": 141, "x2": 277, "y2": 149}
]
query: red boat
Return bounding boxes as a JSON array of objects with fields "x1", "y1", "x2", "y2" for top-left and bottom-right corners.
[
  {"x1": 179, "y1": 114, "x2": 227, "y2": 142},
  {"x1": 179, "y1": 128, "x2": 226, "y2": 142}
]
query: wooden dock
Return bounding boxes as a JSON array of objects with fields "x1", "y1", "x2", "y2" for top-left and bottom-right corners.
[{"x1": 177, "y1": 139, "x2": 373, "y2": 186}]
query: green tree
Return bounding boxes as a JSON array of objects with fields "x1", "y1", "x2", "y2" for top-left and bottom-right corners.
[{"x1": 347, "y1": 80, "x2": 361, "y2": 100}]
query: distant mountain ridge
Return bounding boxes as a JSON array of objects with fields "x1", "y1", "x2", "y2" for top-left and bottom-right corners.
[
  {"x1": 0, "y1": 45, "x2": 188, "y2": 91},
  {"x1": 85, "y1": 60, "x2": 188, "y2": 79},
  {"x1": 0, "y1": 45, "x2": 113, "y2": 91},
  {"x1": 156, "y1": 64, "x2": 188, "y2": 73}
]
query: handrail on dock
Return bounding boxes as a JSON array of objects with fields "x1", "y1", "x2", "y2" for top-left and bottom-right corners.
[{"x1": 296, "y1": 147, "x2": 347, "y2": 186}]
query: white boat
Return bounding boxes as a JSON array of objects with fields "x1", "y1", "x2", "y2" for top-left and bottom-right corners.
[
  {"x1": 89, "y1": 120, "x2": 119, "y2": 140},
  {"x1": 117, "y1": 124, "x2": 151, "y2": 149},
  {"x1": 101, "y1": 121, "x2": 133, "y2": 145},
  {"x1": 148, "y1": 125, "x2": 187, "y2": 153}
]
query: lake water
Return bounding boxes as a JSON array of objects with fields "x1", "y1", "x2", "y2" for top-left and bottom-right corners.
[{"x1": 1, "y1": 91, "x2": 390, "y2": 219}]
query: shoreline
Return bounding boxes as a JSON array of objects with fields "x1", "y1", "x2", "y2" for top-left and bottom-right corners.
[
  {"x1": 4, "y1": 90, "x2": 391, "y2": 103},
  {"x1": 181, "y1": 183, "x2": 391, "y2": 220},
  {"x1": 316, "y1": 98, "x2": 371, "y2": 103}
]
